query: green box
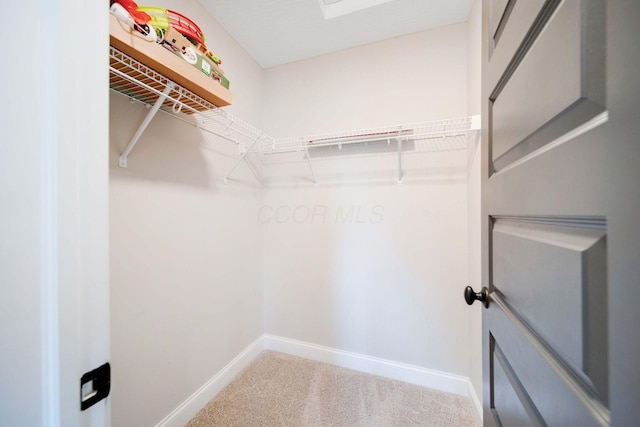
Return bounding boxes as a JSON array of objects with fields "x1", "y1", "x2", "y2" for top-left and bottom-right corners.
[{"x1": 163, "y1": 42, "x2": 230, "y2": 89}]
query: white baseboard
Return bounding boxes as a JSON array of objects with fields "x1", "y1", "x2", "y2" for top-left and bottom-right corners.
[
  {"x1": 467, "y1": 379, "x2": 483, "y2": 426},
  {"x1": 156, "y1": 334, "x2": 483, "y2": 426},
  {"x1": 263, "y1": 334, "x2": 470, "y2": 397},
  {"x1": 155, "y1": 336, "x2": 265, "y2": 427}
]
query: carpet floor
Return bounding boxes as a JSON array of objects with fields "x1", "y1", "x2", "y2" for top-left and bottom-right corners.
[{"x1": 185, "y1": 350, "x2": 478, "y2": 427}]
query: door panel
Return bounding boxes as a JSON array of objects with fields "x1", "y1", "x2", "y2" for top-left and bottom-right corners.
[
  {"x1": 491, "y1": 0, "x2": 605, "y2": 171},
  {"x1": 489, "y1": 297, "x2": 608, "y2": 427},
  {"x1": 492, "y1": 340, "x2": 545, "y2": 426},
  {"x1": 480, "y1": 0, "x2": 640, "y2": 425},
  {"x1": 492, "y1": 217, "x2": 607, "y2": 397},
  {"x1": 489, "y1": 0, "x2": 511, "y2": 40},
  {"x1": 487, "y1": 0, "x2": 547, "y2": 84}
]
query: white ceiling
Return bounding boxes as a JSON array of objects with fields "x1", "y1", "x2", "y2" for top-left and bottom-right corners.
[{"x1": 198, "y1": 0, "x2": 473, "y2": 68}]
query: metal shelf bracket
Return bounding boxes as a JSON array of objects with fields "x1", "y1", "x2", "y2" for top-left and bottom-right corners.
[
  {"x1": 304, "y1": 144, "x2": 319, "y2": 186},
  {"x1": 224, "y1": 135, "x2": 262, "y2": 183},
  {"x1": 119, "y1": 81, "x2": 175, "y2": 168},
  {"x1": 397, "y1": 138, "x2": 403, "y2": 184}
]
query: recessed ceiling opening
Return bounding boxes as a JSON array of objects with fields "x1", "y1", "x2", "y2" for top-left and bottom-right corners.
[{"x1": 317, "y1": 0, "x2": 395, "y2": 19}]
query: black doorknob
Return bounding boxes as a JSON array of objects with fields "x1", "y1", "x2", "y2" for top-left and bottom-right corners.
[{"x1": 464, "y1": 286, "x2": 489, "y2": 308}]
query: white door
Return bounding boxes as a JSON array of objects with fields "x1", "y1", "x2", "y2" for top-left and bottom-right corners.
[
  {"x1": 0, "y1": 1, "x2": 110, "y2": 426},
  {"x1": 473, "y1": 0, "x2": 640, "y2": 425}
]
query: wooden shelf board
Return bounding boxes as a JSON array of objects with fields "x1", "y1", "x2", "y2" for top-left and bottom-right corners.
[{"x1": 109, "y1": 14, "x2": 232, "y2": 109}]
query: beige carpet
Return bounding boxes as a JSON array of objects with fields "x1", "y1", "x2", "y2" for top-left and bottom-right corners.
[{"x1": 186, "y1": 350, "x2": 478, "y2": 427}]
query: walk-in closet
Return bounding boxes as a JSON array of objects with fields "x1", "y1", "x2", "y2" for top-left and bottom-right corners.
[
  {"x1": 108, "y1": 0, "x2": 483, "y2": 425},
  {"x1": 5, "y1": 0, "x2": 640, "y2": 426}
]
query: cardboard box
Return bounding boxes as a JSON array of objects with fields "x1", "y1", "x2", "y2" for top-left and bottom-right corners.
[
  {"x1": 163, "y1": 27, "x2": 230, "y2": 89},
  {"x1": 162, "y1": 27, "x2": 230, "y2": 89},
  {"x1": 203, "y1": 56, "x2": 230, "y2": 89}
]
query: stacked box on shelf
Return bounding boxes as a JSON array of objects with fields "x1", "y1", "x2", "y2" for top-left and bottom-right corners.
[{"x1": 162, "y1": 27, "x2": 230, "y2": 89}]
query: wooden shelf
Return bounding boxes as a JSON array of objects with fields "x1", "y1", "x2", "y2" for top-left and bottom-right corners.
[{"x1": 109, "y1": 14, "x2": 232, "y2": 109}]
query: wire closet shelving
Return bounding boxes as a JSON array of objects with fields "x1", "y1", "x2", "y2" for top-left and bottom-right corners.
[{"x1": 109, "y1": 47, "x2": 479, "y2": 184}]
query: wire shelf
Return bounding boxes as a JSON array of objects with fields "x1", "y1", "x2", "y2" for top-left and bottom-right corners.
[
  {"x1": 109, "y1": 46, "x2": 274, "y2": 152},
  {"x1": 267, "y1": 117, "x2": 474, "y2": 154},
  {"x1": 110, "y1": 46, "x2": 216, "y2": 114},
  {"x1": 109, "y1": 46, "x2": 478, "y2": 181}
]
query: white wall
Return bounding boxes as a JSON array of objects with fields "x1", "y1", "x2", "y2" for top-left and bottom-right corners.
[
  {"x1": 466, "y1": 0, "x2": 484, "y2": 409},
  {"x1": 2, "y1": 1, "x2": 110, "y2": 426},
  {"x1": 261, "y1": 175, "x2": 469, "y2": 373},
  {"x1": 260, "y1": 23, "x2": 472, "y2": 377},
  {"x1": 1, "y1": 5, "x2": 51, "y2": 423},
  {"x1": 110, "y1": 7, "x2": 480, "y2": 425},
  {"x1": 262, "y1": 23, "x2": 470, "y2": 137},
  {"x1": 467, "y1": 0, "x2": 482, "y2": 118},
  {"x1": 109, "y1": 1, "x2": 265, "y2": 425}
]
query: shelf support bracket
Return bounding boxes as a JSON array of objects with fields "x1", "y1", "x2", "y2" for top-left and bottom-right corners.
[
  {"x1": 224, "y1": 136, "x2": 261, "y2": 183},
  {"x1": 119, "y1": 81, "x2": 175, "y2": 167},
  {"x1": 397, "y1": 138, "x2": 403, "y2": 184},
  {"x1": 304, "y1": 144, "x2": 318, "y2": 186}
]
